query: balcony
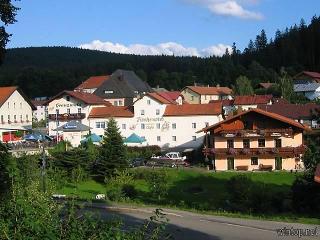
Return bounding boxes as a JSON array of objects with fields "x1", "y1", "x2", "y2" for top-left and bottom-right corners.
[
  {"x1": 48, "y1": 113, "x2": 86, "y2": 121},
  {"x1": 218, "y1": 128, "x2": 294, "y2": 138},
  {"x1": 204, "y1": 145, "x2": 307, "y2": 158}
]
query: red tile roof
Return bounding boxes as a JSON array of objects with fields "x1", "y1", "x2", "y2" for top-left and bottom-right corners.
[
  {"x1": 199, "y1": 108, "x2": 309, "y2": 133},
  {"x1": 156, "y1": 91, "x2": 182, "y2": 102},
  {"x1": 0, "y1": 86, "x2": 17, "y2": 107},
  {"x1": 258, "y1": 103, "x2": 320, "y2": 120},
  {"x1": 75, "y1": 75, "x2": 110, "y2": 90},
  {"x1": 209, "y1": 99, "x2": 234, "y2": 106},
  {"x1": 46, "y1": 90, "x2": 111, "y2": 105},
  {"x1": 234, "y1": 95, "x2": 273, "y2": 105},
  {"x1": 300, "y1": 71, "x2": 320, "y2": 79},
  {"x1": 164, "y1": 103, "x2": 222, "y2": 116},
  {"x1": 31, "y1": 100, "x2": 48, "y2": 106},
  {"x1": 147, "y1": 92, "x2": 176, "y2": 104},
  {"x1": 0, "y1": 86, "x2": 36, "y2": 110},
  {"x1": 185, "y1": 86, "x2": 232, "y2": 95},
  {"x1": 88, "y1": 106, "x2": 134, "y2": 118}
]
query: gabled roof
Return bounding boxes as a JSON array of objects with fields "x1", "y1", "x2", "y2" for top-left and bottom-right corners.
[
  {"x1": 294, "y1": 83, "x2": 320, "y2": 92},
  {"x1": 31, "y1": 100, "x2": 48, "y2": 107},
  {"x1": 234, "y1": 95, "x2": 273, "y2": 105},
  {"x1": 198, "y1": 108, "x2": 309, "y2": 133},
  {"x1": 54, "y1": 120, "x2": 91, "y2": 132},
  {"x1": 183, "y1": 86, "x2": 232, "y2": 96},
  {"x1": 94, "y1": 69, "x2": 153, "y2": 99},
  {"x1": 88, "y1": 106, "x2": 134, "y2": 118},
  {"x1": 46, "y1": 90, "x2": 111, "y2": 105},
  {"x1": 164, "y1": 102, "x2": 222, "y2": 116},
  {"x1": 0, "y1": 86, "x2": 36, "y2": 110},
  {"x1": 147, "y1": 92, "x2": 176, "y2": 104},
  {"x1": 156, "y1": 91, "x2": 182, "y2": 102},
  {"x1": 75, "y1": 75, "x2": 110, "y2": 90},
  {"x1": 295, "y1": 71, "x2": 320, "y2": 79},
  {"x1": 258, "y1": 103, "x2": 320, "y2": 120}
]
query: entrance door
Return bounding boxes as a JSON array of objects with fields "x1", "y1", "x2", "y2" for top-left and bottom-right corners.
[
  {"x1": 275, "y1": 157, "x2": 282, "y2": 170},
  {"x1": 227, "y1": 157, "x2": 234, "y2": 170}
]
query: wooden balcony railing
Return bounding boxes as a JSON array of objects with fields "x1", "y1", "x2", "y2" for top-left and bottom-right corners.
[
  {"x1": 48, "y1": 113, "x2": 85, "y2": 121},
  {"x1": 203, "y1": 145, "x2": 307, "y2": 157},
  {"x1": 218, "y1": 128, "x2": 294, "y2": 137}
]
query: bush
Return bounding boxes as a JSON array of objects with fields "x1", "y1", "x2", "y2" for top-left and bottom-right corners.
[
  {"x1": 127, "y1": 145, "x2": 161, "y2": 160},
  {"x1": 145, "y1": 169, "x2": 169, "y2": 201},
  {"x1": 122, "y1": 184, "x2": 137, "y2": 198},
  {"x1": 107, "y1": 185, "x2": 124, "y2": 201}
]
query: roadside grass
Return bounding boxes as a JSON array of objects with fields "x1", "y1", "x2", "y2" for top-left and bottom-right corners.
[{"x1": 57, "y1": 168, "x2": 320, "y2": 225}]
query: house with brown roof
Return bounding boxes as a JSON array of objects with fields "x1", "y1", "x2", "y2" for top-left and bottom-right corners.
[
  {"x1": 199, "y1": 108, "x2": 309, "y2": 171},
  {"x1": 294, "y1": 71, "x2": 320, "y2": 84},
  {"x1": 74, "y1": 75, "x2": 110, "y2": 94},
  {"x1": 0, "y1": 86, "x2": 36, "y2": 142},
  {"x1": 181, "y1": 86, "x2": 232, "y2": 104},
  {"x1": 88, "y1": 92, "x2": 223, "y2": 149},
  {"x1": 233, "y1": 95, "x2": 273, "y2": 111},
  {"x1": 259, "y1": 102, "x2": 320, "y2": 129},
  {"x1": 46, "y1": 90, "x2": 111, "y2": 137}
]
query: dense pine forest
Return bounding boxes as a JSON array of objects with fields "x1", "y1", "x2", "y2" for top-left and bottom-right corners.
[{"x1": 0, "y1": 16, "x2": 319, "y2": 98}]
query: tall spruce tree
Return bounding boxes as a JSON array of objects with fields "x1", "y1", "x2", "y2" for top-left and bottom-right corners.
[
  {"x1": 95, "y1": 118, "x2": 127, "y2": 182},
  {"x1": 279, "y1": 70, "x2": 294, "y2": 101}
]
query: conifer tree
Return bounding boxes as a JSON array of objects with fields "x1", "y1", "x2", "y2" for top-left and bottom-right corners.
[
  {"x1": 94, "y1": 118, "x2": 127, "y2": 182},
  {"x1": 233, "y1": 75, "x2": 254, "y2": 96}
]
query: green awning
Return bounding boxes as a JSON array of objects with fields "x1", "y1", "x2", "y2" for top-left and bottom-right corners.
[{"x1": 124, "y1": 133, "x2": 146, "y2": 143}]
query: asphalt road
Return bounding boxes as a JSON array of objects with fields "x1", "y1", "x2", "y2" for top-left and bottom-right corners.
[{"x1": 82, "y1": 204, "x2": 319, "y2": 240}]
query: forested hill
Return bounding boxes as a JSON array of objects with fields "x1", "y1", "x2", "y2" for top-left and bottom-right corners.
[{"x1": 0, "y1": 15, "x2": 319, "y2": 98}]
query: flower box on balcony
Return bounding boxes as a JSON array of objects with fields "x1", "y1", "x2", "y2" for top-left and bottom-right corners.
[
  {"x1": 228, "y1": 148, "x2": 237, "y2": 155},
  {"x1": 257, "y1": 148, "x2": 265, "y2": 154},
  {"x1": 271, "y1": 148, "x2": 279, "y2": 154},
  {"x1": 241, "y1": 148, "x2": 250, "y2": 155}
]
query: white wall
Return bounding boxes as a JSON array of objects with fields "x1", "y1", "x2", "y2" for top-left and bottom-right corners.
[
  {"x1": 0, "y1": 90, "x2": 33, "y2": 141},
  {"x1": 89, "y1": 95, "x2": 222, "y2": 149},
  {"x1": 33, "y1": 105, "x2": 47, "y2": 121}
]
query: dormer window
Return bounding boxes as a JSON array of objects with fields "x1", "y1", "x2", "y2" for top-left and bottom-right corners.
[
  {"x1": 66, "y1": 96, "x2": 70, "y2": 101},
  {"x1": 104, "y1": 90, "x2": 114, "y2": 94}
]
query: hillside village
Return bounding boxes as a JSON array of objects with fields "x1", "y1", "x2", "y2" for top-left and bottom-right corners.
[{"x1": 1, "y1": 69, "x2": 320, "y2": 172}]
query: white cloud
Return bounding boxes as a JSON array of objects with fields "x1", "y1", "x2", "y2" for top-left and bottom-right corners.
[
  {"x1": 182, "y1": 0, "x2": 263, "y2": 20},
  {"x1": 79, "y1": 40, "x2": 231, "y2": 57}
]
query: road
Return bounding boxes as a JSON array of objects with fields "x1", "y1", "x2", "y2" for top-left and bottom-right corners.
[{"x1": 81, "y1": 204, "x2": 319, "y2": 240}]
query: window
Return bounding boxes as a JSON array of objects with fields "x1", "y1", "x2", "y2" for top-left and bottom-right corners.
[
  {"x1": 78, "y1": 108, "x2": 81, "y2": 114},
  {"x1": 156, "y1": 109, "x2": 160, "y2": 115},
  {"x1": 119, "y1": 100, "x2": 123, "y2": 106},
  {"x1": 7, "y1": 102, "x2": 9, "y2": 108},
  {"x1": 227, "y1": 139, "x2": 234, "y2": 148},
  {"x1": 96, "y1": 122, "x2": 106, "y2": 129},
  {"x1": 114, "y1": 101, "x2": 118, "y2": 106},
  {"x1": 20, "y1": 102, "x2": 22, "y2": 109},
  {"x1": 56, "y1": 109, "x2": 59, "y2": 114},
  {"x1": 13, "y1": 103, "x2": 15, "y2": 109},
  {"x1": 122, "y1": 124, "x2": 126, "y2": 129},
  {"x1": 67, "y1": 108, "x2": 70, "y2": 114},
  {"x1": 20, "y1": 115, "x2": 22, "y2": 122},
  {"x1": 26, "y1": 115, "x2": 28, "y2": 121},
  {"x1": 192, "y1": 123, "x2": 196, "y2": 129},
  {"x1": 66, "y1": 96, "x2": 70, "y2": 101},
  {"x1": 8, "y1": 115, "x2": 10, "y2": 121},
  {"x1": 141, "y1": 123, "x2": 145, "y2": 129},
  {"x1": 258, "y1": 139, "x2": 265, "y2": 147},
  {"x1": 172, "y1": 123, "x2": 176, "y2": 129},
  {"x1": 156, "y1": 123, "x2": 161, "y2": 129},
  {"x1": 147, "y1": 100, "x2": 151, "y2": 105},
  {"x1": 251, "y1": 157, "x2": 258, "y2": 165},
  {"x1": 191, "y1": 96, "x2": 194, "y2": 101},
  {"x1": 172, "y1": 136, "x2": 177, "y2": 141},
  {"x1": 14, "y1": 115, "x2": 16, "y2": 121},
  {"x1": 141, "y1": 110, "x2": 145, "y2": 116},
  {"x1": 1, "y1": 115, "x2": 3, "y2": 122},
  {"x1": 275, "y1": 139, "x2": 282, "y2": 148},
  {"x1": 243, "y1": 139, "x2": 250, "y2": 148},
  {"x1": 192, "y1": 136, "x2": 196, "y2": 141},
  {"x1": 157, "y1": 136, "x2": 161, "y2": 142},
  {"x1": 205, "y1": 122, "x2": 209, "y2": 127}
]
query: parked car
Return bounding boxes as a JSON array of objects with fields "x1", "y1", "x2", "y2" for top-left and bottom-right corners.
[
  {"x1": 129, "y1": 158, "x2": 145, "y2": 168},
  {"x1": 148, "y1": 152, "x2": 189, "y2": 168}
]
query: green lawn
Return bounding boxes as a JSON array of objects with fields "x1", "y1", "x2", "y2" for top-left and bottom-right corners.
[{"x1": 57, "y1": 168, "x2": 320, "y2": 224}]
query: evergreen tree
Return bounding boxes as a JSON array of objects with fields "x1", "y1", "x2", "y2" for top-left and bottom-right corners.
[
  {"x1": 233, "y1": 75, "x2": 254, "y2": 96},
  {"x1": 94, "y1": 118, "x2": 128, "y2": 182}
]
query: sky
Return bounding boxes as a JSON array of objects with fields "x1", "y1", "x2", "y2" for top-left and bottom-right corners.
[{"x1": 6, "y1": 0, "x2": 320, "y2": 57}]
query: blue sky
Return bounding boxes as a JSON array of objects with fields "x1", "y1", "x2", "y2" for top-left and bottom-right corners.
[{"x1": 6, "y1": 0, "x2": 320, "y2": 56}]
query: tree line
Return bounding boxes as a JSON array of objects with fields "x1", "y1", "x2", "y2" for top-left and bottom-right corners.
[{"x1": 0, "y1": 16, "x2": 319, "y2": 98}]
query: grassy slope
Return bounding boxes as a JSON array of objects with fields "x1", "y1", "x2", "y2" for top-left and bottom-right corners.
[{"x1": 58, "y1": 168, "x2": 320, "y2": 224}]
